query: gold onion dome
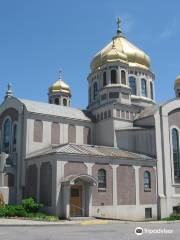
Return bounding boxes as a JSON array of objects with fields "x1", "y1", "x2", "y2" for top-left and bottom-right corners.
[
  {"x1": 91, "y1": 18, "x2": 150, "y2": 71},
  {"x1": 175, "y1": 76, "x2": 180, "y2": 86},
  {"x1": 49, "y1": 78, "x2": 71, "y2": 94}
]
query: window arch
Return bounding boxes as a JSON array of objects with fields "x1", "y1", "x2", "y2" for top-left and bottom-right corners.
[
  {"x1": 121, "y1": 70, "x2": 126, "y2": 85},
  {"x1": 144, "y1": 171, "x2": 151, "y2": 191},
  {"x1": 93, "y1": 82, "x2": 98, "y2": 100},
  {"x1": 111, "y1": 70, "x2": 117, "y2": 84},
  {"x1": 172, "y1": 128, "x2": 180, "y2": 182},
  {"x1": 103, "y1": 72, "x2": 107, "y2": 87},
  {"x1": 63, "y1": 98, "x2": 67, "y2": 106},
  {"x1": 98, "y1": 169, "x2": 106, "y2": 189},
  {"x1": 150, "y1": 82, "x2": 153, "y2": 100},
  {"x1": 129, "y1": 77, "x2": 137, "y2": 95},
  {"x1": 141, "y1": 79, "x2": 147, "y2": 97},
  {"x1": 12, "y1": 123, "x2": 17, "y2": 152},
  {"x1": 2, "y1": 118, "x2": 11, "y2": 153},
  {"x1": 54, "y1": 98, "x2": 59, "y2": 105}
]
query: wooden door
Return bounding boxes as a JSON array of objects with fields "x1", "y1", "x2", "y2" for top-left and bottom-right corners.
[{"x1": 70, "y1": 185, "x2": 82, "y2": 217}]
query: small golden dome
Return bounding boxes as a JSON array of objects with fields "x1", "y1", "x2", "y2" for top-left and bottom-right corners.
[
  {"x1": 49, "y1": 79, "x2": 71, "y2": 94},
  {"x1": 175, "y1": 76, "x2": 180, "y2": 86},
  {"x1": 91, "y1": 28, "x2": 150, "y2": 71}
]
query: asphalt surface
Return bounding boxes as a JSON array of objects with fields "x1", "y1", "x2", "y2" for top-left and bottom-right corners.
[{"x1": 0, "y1": 222, "x2": 179, "y2": 240}]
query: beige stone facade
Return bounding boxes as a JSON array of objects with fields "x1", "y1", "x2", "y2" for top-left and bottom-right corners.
[{"x1": 0, "y1": 21, "x2": 180, "y2": 221}]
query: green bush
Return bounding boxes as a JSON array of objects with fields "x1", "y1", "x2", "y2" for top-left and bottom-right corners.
[
  {"x1": 162, "y1": 214, "x2": 180, "y2": 221},
  {"x1": 22, "y1": 198, "x2": 43, "y2": 213},
  {"x1": 0, "y1": 205, "x2": 27, "y2": 217},
  {"x1": 0, "y1": 198, "x2": 58, "y2": 221},
  {"x1": 0, "y1": 205, "x2": 8, "y2": 217}
]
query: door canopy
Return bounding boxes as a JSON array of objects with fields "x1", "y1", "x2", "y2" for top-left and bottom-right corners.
[{"x1": 61, "y1": 174, "x2": 97, "y2": 186}]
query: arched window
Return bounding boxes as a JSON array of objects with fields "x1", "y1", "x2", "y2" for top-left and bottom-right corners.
[
  {"x1": 172, "y1": 128, "x2": 180, "y2": 182},
  {"x1": 129, "y1": 77, "x2": 137, "y2": 95},
  {"x1": 63, "y1": 98, "x2": 67, "y2": 106},
  {"x1": 98, "y1": 169, "x2": 106, "y2": 189},
  {"x1": 111, "y1": 70, "x2": 117, "y2": 84},
  {"x1": 150, "y1": 82, "x2": 153, "y2": 100},
  {"x1": 93, "y1": 82, "x2": 98, "y2": 100},
  {"x1": 54, "y1": 98, "x2": 59, "y2": 105},
  {"x1": 144, "y1": 171, "x2": 151, "y2": 191},
  {"x1": 3, "y1": 118, "x2": 11, "y2": 153},
  {"x1": 121, "y1": 70, "x2": 126, "y2": 85},
  {"x1": 103, "y1": 72, "x2": 107, "y2": 87},
  {"x1": 12, "y1": 123, "x2": 17, "y2": 152},
  {"x1": 141, "y1": 79, "x2": 147, "y2": 97}
]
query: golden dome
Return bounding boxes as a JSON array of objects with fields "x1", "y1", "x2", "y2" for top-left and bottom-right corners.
[
  {"x1": 49, "y1": 79, "x2": 71, "y2": 94},
  {"x1": 175, "y1": 76, "x2": 180, "y2": 86},
  {"x1": 91, "y1": 31, "x2": 150, "y2": 71}
]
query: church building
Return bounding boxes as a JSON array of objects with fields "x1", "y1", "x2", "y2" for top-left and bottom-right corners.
[{"x1": 0, "y1": 19, "x2": 180, "y2": 221}]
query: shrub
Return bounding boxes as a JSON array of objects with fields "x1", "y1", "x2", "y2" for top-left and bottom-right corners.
[
  {"x1": 162, "y1": 214, "x2": 180, "y2": 221},
  {"x1": 0, "y1": 205, "x2": 8, "y2": 217},
  {"x1": 2, "y1": 205, "x2": 27, "y2": 217},
  {"x1": 22, "y1": 198, "x2": 43, "y2": 213}
]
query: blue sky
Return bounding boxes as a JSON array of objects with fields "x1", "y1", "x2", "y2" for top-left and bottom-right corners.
[{"x1": 0, "y1": 0, "x2": 180, "y2": 108}]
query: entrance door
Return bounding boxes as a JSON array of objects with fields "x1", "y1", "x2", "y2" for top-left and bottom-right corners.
[{"x1": 70, "y1": 185, "x2": 82, "y2": 217}]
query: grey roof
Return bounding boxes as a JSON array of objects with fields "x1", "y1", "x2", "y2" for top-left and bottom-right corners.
[
  {"x1": 18, "y1": 98, "x2": 91, "y2": 122},
  {"x1": 116, "y1": 126, "x2": 148, "y2": 131},
  {"x1": 27, "y1": 143, "x2": 154, "y2": 160},
  {"x1": 135, "y1": 104, "x2": 159, "y2": 120}
]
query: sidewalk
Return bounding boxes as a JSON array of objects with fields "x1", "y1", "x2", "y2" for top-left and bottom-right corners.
[
  {"x1": 0, "y1": 218, "x2": 180, "y2": 226},
  {"x1": 0, "y1": 218, "x2": 109, "y2": 226}
]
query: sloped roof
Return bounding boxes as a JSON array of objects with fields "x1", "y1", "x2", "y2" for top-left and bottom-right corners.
[
  {"x1": 27, "y1": 143, "x2": 154, "y2": 160},
  {"x1": 18, "y1": 98, "x2": 91, "y2": 122},
  {"x1": 135, "y1": 105, "x2": 159, "y2": 120}
]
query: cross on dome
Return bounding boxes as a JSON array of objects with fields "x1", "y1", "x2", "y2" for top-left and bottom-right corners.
[
  {"x1": 116, "y1": 17, "x2": 122, "y2": 35},
  {"x1": 58, "y1": 70, "x2": 63, "y2": 80}
]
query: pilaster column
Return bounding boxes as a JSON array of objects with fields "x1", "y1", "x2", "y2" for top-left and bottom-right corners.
[
  {"x1": 111, "y1": 165, "x2": 118, "y2": 206},
  {"x1": 137, "y1": 76, "x2": 141, "y2": 96},
  {"x1": 117, "y1": 67, "x2": 121, "y2": 84},
  {"x1": 107, "y1": 69, "x2": 111, "y2": 85},
  {"x1": 64, "y1": 185, "x2": 71, "y2": 219},
  {"x1": 134, "y1": 166, "x2": 140, "y2": 206},
  {"x1": 84, "y1": 163, "x2": 94, "y2": 216},
  {"x1": 37, "y1": 162, "x2": 41, "y2": 202}
]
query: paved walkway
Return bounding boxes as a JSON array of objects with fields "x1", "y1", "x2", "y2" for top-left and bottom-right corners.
[
  {"x1": 0, "y1": 218, "x2": 179, "y2": 226},
  {"x1": 0, "y1": 218, "x2": 109, "y2": 226}
]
